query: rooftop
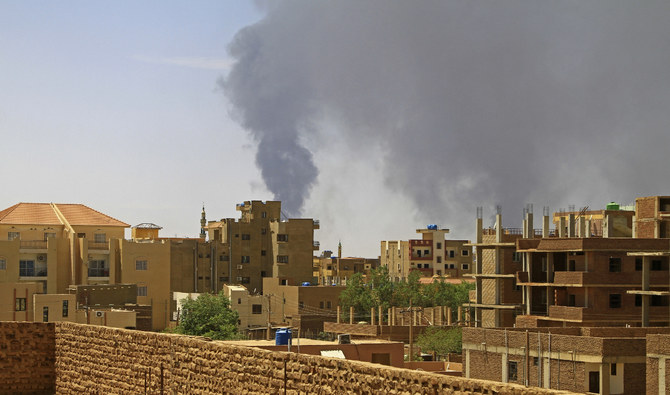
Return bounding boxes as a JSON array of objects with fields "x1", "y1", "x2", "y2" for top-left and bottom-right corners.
[{"x1": 0, "y1": 203, "x2": 129, "y2": 227}]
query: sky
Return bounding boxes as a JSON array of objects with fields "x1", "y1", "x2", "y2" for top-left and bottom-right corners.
[{"x1": 3, "y1": 1, "x2": 670, "y2": 258}]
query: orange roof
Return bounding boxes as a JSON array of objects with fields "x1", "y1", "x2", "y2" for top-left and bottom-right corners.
[{"x1": 0, "y1": 203, "x2": 129, "y2": 227}]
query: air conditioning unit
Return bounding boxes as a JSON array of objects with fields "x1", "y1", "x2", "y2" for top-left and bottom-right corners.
[
  {"x1": 37, "y1": 254, "x2": 46, "y2": 262},
  {"x1": 338, "y1": 334, "x2": 351, "y2": 345},
  {"x1": 237, "y1": 265, "x2": 244, "y2": 270},
  {"x1": 95, "y1": 311, "x2": 105, "y2": 318},
  {"x1": 236, "y1": 276, "x2": 243, "y2": 282}
]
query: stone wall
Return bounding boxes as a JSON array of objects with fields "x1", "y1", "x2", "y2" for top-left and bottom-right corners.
[
  {"x1": 53, "y1": 322, "x2": 566, "y2": 394},
  {"x1": 0, "y1": 322, "x2": 55, "y2": 394}
]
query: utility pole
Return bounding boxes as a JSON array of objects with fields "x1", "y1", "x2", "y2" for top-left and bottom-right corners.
[
  {"x1": 399, "y1": 299, "x2": 422, "y2": 361},
  {"x1": 266, "y1": 294, "x2": 272, "y2": 340}
]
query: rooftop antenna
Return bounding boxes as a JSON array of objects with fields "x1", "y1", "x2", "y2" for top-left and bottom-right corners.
[
  {"x1": 543, "y1": 206, "x2": 550, "y2": 217},
  {"x1": 496, "y1": 205, "x2": 502, "y2": 215},
  {"x1": 476, "y1": 206, "x2": 483, "y2": 219}
]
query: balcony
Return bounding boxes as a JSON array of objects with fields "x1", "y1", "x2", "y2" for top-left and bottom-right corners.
[
  {"x1": 20, "y1": 240, "x2": 47, "y2": 250},
  {"x1": 548, "y1": 305, "x2": 586, "y2": 321},
  {"x1": 313, "y1": 241, "x2": 320, "y2": 250},
  {"x1": 313, "y1": 220, "x2": 320, "y2": 229},
  {"x1": 88, "y1": 268, "x2": 110, "y2": 278},
  {"x1": 88, "y1": 242, "x2": 109, "y2": 250}
]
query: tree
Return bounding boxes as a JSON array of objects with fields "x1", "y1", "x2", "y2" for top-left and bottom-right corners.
[
  {"x1": 339, "y1": 272, "x2": 374, "y2": 321},
  {"x1": 416, "y1": 326, "x2": 462, "y2": 359},
  {"x1": 175, "y1": 292, "x2": 242, "y2": 340}
]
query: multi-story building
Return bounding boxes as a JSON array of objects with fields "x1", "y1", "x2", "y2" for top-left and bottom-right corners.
[
  {"x1": 206, "y1": 200, "x2": 319, "y2": 294},
  {"x1": 466, "y1": 210, "x2": 526, "y2": 328},
  {"x1": 314, "y1": 250, "x2": 379, "y2": 285},
  {"x1": 381, "y1": 226, "x2": 472, "y2": 282}
]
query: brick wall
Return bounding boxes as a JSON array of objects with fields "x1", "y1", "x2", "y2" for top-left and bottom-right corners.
[
  {"x1": 636, "y1": 196, "x2": 658, "y2": 220},
  {"x1": 52, "y1": 322, "x2": 566, "y2": 394},
  {"x1": 0, "y1": 322, "x2": 55, "y2": 394}
]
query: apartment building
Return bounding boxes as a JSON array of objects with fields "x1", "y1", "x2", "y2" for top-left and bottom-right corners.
[
  {"x1": 381, "y1": 226, "x2": 472, "y2": 281},
  {"x1": 313, "y1": 250, "x2": 379, "y2": 285},
  {"x1": 206, "y1": 201, "x2": 319, "y2": 294}
]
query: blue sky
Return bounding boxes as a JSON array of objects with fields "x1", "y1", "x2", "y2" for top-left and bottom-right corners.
[{"x1": 0, "y1": 2, "x2": 275, "y2": 238}]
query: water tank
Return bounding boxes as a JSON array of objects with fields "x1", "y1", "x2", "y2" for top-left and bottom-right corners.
[
  {"x1": 275, "y1": 328, "x2": 292, "y2": 346},
  {"x1": 606, "y1": 202, "x2": 620, "y2": 211},
  {"x1": 427, "y1": 224, "x2": 438, "y2": 230},
  {"x1": 301, "y1": 282, "x2": 311, "y2": 286}
]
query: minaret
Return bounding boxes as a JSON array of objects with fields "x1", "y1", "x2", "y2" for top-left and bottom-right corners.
[
  {"x1": 200, "y1": 205, "x2": 207, "y2": 240},
  {"x1": 338, "y1": 240, "x2": 342, "y2": 258}
]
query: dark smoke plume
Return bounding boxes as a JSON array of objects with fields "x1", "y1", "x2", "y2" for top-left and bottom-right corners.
[{"x1": 223, "y1": 1, "x2": 670, "y2": 232}]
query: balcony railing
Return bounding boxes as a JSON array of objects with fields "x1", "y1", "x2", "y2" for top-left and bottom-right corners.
[
  {"x1": 88, "y1": 242, "x2": 109, "y2": 250},
  {"x1": 88, "y1": 268, "x2": 110, "y2": 278},
  {"x1": 410, "y1": 267, "x2": 434, "y2": 276},
  {"x1": 313, "y1": 220, "x2": 320, "y2": 229},
  {"x1": 20, "y1": 240, "x2": 47, "y2": 250}
]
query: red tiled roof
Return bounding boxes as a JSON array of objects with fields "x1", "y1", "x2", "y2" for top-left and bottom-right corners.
[{"x1": 0, "y1": 203, "x2": 129, "y2": 227}]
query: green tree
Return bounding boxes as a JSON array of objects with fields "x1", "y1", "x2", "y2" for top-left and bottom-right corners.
[
  {"x1": 338, "y1": 273, "x2": 374, "y2": 321},
  {"x1": 416, "y1": 326, "x2": 462, "y2": 359},
  {"x1": 369, "y1": 266, "x2": 395, "y2": 312},
  {"x1": 175, "y1": 292, "x2": 242, "y2": 340}
]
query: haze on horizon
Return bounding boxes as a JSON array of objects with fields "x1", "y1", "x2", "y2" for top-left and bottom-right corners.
[{"x1": 2, "y1": 1, "x2": 670, "y2": 258}]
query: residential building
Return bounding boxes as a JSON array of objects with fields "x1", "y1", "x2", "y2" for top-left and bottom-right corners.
[
  {"x1": 380, "y1": 226, "x2": 472, "y2": 281},
  {"x1": 206, "y1": 201, "x2": 319, "y2": 294},
  {"x1": 314, "y1": 250, "x2": 379, "y2": 285}
]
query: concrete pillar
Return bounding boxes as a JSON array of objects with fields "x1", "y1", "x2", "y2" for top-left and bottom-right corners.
[
  {"x1": 458, "y1": 306, "x2": 463, "y2": 325},
  {"x1": 577, "y1": 217, "x2": 586, "y2": 238},
  {"x1": 430, "y1": 308, "x2": 435, "y2": 325},
  {"x1": 526, "y1": 212, "x2": 534, "y2": 238},
  {"x1": 632, "y1": 216, "x2": 636, "y2": 238},
  {"x1": 447, "y1": 307, "x2": 452, "y2": 325},
  {"x1": 558, "y1": 217, "x2": 566, "y2": 237},
  {"x1": 349, "y1": 306, "x2": 354, "y2": 324},
  {"x1": 603, "y1": 214, "x2": 612, "y2": 238},
  {"x1": 337, "y1": 306, "x2": 341, "y2": 323},
  {"x1": 370, "y1": 308, "x2": 375, "y2": 326},
  {"x1": 642, "y1": 256, "x2": 650, "y2": 327},
  {"x1": 495, "y1": 214, "x2": 503, "y2": 244},
  {"x1": 388, "y1": 308, "x2": 392, "y2": 326},
  {"x1": 568, "y1": 214, "x2": 576, "y2": 238},
  {"x1": 391, "y1": 307, "x2": 396, "y2": 326},
  {"x1": 378, "y1": 306, "x2": 383, "y2": 326},
  {"x1": 585, "y1": 219, "x2": 592, "y2": 238},
  {"x1": 599, "y1": 363, "x2": 611, "y2": 395},
  {"x1": 542, "y1": 215, "x2": 550, "y2": 238}
]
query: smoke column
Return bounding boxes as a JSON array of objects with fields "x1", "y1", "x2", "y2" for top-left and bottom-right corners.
[{"x1": 223, "y1": 1, "x2": 670, "y2": 243}]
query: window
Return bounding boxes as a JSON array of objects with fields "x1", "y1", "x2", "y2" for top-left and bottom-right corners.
[
  {"x1": 62, "y1": 300, "x2": 69, "y2": 317},
  {"x1": 437, "y1": 256, "x2": 442, "y2": 263},
  {"x1": 462, "y1": 249, "x2": 469, "y2": 256},
  {"x1": 277, "y1": 234, "x2": 289, "y2": 242},
  {"x1": 44, "y1": 232, "x2": 56, "y2": 241},
  {"x1": 219, "y1": 276, "x2": 229, "y2": 282},
  {"x1": 241, "y1": 256, "x2": 250, "y2": 263},
  {"x1": 137, "y1": 286, "x2": 148, "y2": 297},
  {"x1": 609, "y1": 294, "x2": 622, "y2": 308},
  {"x1": 424, "y1": 249, "x2": 430, "y2": 256},
  {"x1": 462, "y1": 264, "x2": 469, "y2": 271},
  {"x1": 261, "y1": 250, "x2": 266, "y2": 256},
  {"x1": 609, "y1": 258, "x2": 622, "y2": 272},
  {"x1": 135, "y1": 259, "x2": 147, "y2": 270},
  {"x1": 541, "y1": 260, "x2": 547, "y2": 272},
  {"x1": 533, "y1": 357, "x2": 539, "y2": 366},
  {"x1": 277, "y1": 255, "x2": 289, "y2": 264},
  {"x1": 219, "y1": 255, "x2": 225, "y2": 261},
  {"x1": 299, "y1": 301, "x2": 304, "y2": 309},
  {"x1": 635, "y1": 258, "x2": 642, "y2": 271},
  {"x1": 252, "y1": 304, "x2": 262, "y2": 314},
  {"x1": 15, "y1": 298, "x2": 26, "y2": 311},
  {"x1": 436, "y1": 242, "x2": 442, "y2": 249},
  {"x1": 569, "y1": 260, "x2": 576, "y2": 271},
  {"x1": 319, "y1": 301, "x2": 324, "y2": 309},
  {"x1": 241, "y1": 234, "x2": 250, "y2": 240},
  {"x1": 652, "y1": 295, "x2": 669, "y2": 306},
  {"x1": 222, "y1": 255, "x2": 230, "y2": 261},
  {"x1": 635, "y1": 295, "x2": 642, "y2": 307},
  {"x1": 568, "y1": 295, "x2": 576, "y2": 307},
  {"x1": 88, "y1": 260, "x2": 108, "y2": 277},
  {"x1": 449, "y1": 264, "x2": 456, "y2": 269},
  {"x1": 449, "y1": 250, "x2": 455, "y2": 258},
  {"x1": 611, "y1": 363, "x2": 617, "y2": 376},
  {"x1": 94, "y1": 233, "x2": 106, "y2": 243},
  {"x1": 326, "y1": 301, "x2": 332, "y2": 309},
  {"x1": 8, "y1": 231, "x2": 19, "y2": 241},
  {"x1": 0, "y1": 257, "x2": 5, "y2": 270},
  {"x1": 77, "y1": 233, "x2": 86, "y2": 238},
  {"x1": 19, "y1": 260, "x2": 35, "y2": 277},
  {"x1": 261, "y1": 228, "x2": 267, "y2": 235},
  {"x1": 238, "y1": 298, "x2": 242, "y2": 304},
  {"x1": 43, "y1": 306, "x2": 49, "y2": 322},
  {"x1": 652, "y1": 260, "x2": 664, "y2": 271},
  {"x1": 262, "y1": 211, "x2": 267, "y2": 218},
  {"x1": 261, "y1": 271, "x2": 268, "y2": 277},
  {"x1": 241, "y1": 277, "x2": 250, "y2": 284},
  {"x1": 508, "y1": 361, "x2": 518, "y2": 381},
  {"x1": 512, "y1": 252, "x2": 522, "y2": 262}
]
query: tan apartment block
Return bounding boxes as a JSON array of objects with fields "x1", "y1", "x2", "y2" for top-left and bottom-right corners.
[
  {"x1": 381, "y1": 226, "x2": 472, "y2": 281},
  {"x1": 207, "y1": 201, "x2": 319, "y2": 294},
  {"x1": 314, "y1": 250, "x2": 379, "y2": 285},
  {"x1": 463, "y1": 327, "x2": 667, "y2": 394},
  {"x1": 223, "y1": 284, "x2": 268, "y2": 330},
  {"x1": 0, "y1": 282, "x2": 42, "y2": 322}
]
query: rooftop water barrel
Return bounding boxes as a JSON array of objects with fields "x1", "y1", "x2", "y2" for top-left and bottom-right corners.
[
  {"x1": 301, "y1": 282, "x2": 311, "y2": 286},
  {"x1": 606, "y1": 202, "x2": 620, "y2": 210},
  {"x1": 275, "y1": 328, "x2": 292, "y2": 346},
  {"x1": 427, "y1": 224, "x2": 438, "y2": 230}
]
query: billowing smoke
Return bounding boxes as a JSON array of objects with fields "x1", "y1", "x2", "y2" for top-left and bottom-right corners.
[{"x1": 223, "y1": 1, "x2": 670, "y2": 249}]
